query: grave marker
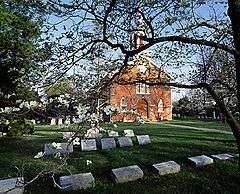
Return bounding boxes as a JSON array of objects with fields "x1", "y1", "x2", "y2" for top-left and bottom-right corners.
[
  {"x1": 60, "y1": 173, "x2": 95, "y2": 191},
  {"x1": 81, "y1": 139, "x2": 97, "y2": 151},
  {"x1": 211, "y1": 153, "x2": 234, "y2": 160},
  {"x1": 101, "y1": 138, "x2": 116, "y2": 149},
  {"x1": 153, "y1": 161, "x2": 180, "y2": 175},
  {"x1": 136, "y1": 135, "x2": 151, "y2": 145},
  {"x1": 124, "y1": 129, "x2": 135, "y2": 137},
  {"x1": 44, "y1": 143, "x2": 73, "y2": 155},
  {"x1": 118, "y1": 137, "x2": 133, "y2": 147},
  {"x1": 0, "y1": 177, "x2": 24, "y2": 194},
  {"x1": 108, "y1": 130, "x2": 119, "y2": 137},
  {"x1": 188, "y1": 155, "x2": 213, "y2": 167},
  {"x1": 58, "y1": 118, "x2": 63, "y2": 125},
  {"x1": 50, "y1": 118, "x2": 56, "y2": 125},
  {"x1": 31, "y1": 120, "x2": 36, "y2": 125},
  {"x1": 111, "y1": 165, "x2": 143, "y2": 183},
  {"x1": 63, "y1": 132, "x2": 76, "y2": 140}
]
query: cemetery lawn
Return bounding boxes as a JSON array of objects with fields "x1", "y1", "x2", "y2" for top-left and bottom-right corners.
[
  {"x1": 0, "y1": 122, "x2": 240, "y2": 194},
  {"x1": 165, "y1": 118, "x2": 233, "y2": 131}
]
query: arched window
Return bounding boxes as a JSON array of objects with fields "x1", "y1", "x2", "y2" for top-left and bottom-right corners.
[
  {"x1": 120, "y1": 97, "x2": 128, "y2": 111},
  {"x1": 136, "y1": 82, "x2": 150, "y2": 94},
  {"x1": 158, "y1": 99, "x2": 164, "y2": 112}
]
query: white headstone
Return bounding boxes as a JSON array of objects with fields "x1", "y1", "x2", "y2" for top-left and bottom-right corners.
[
  {"x1": 60, "y1": 173, "x2": 95, "y2": 191},
  {"x1": 124, "y1": 129, "x2": 135, "y2": 137},
  {"x1": 50, "y1": 118, "x2": 56, "y2": 125},
  {"x1": 0, "y1": 177, "x2": 24, "y2": 194},
  {"x1": 58, "y1": 118, "x2": 63, "y2": 125},
  {"x1": 81, "y1": 139, "x2": 97, "y2": 151},
  {"x1": 101, "y1": 138, "x2": 116, "y2": 149},
  {"x1": 153, "y1": 161, "x2": 180, "y2": 176},
  {"x1": 188, "y1": 155, "x2": 214, "y2": 167},
  {"x1": 65, "y1": 118, "x2": 71, "y2": 125},
  {"x1": 31, "y1": 119, "x2": 36, "y2": 125},
  {"x1": 111, "y1": 165, "x2": 143, "y2": 183},
  {"x1": 211, "y1": 153, "x2": 234, "y2": 160},
  {"x1": 213, "y1": 111, "x2": 216, "y2": 120},
  {"x1": 108, "y1": 130, "x2": 119, "y2": 137},
  {"x1": 63, "y1": 132, "x2": 76, "y2": 140},
  {"x1": 85, "y1": 128, "x2": 101, "y2": 138},
  {"x1": 136, "y1": 135, "x2": 151, "y2": 145},
  {"x1": 118, "y1": 137, "x2": 133, "y2": 147},
  {"x1": 44, "y1": 143, "x2": 73, "y2": 155}
]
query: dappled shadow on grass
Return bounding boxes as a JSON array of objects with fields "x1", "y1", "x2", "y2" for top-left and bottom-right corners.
[{"x1": 0, "y1": 123, "x2": 239, "y2": 193}]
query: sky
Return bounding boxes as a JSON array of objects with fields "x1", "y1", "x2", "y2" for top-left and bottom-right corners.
[{"x1": 43, "y1": 0, "x2": 230, "y2": 102}]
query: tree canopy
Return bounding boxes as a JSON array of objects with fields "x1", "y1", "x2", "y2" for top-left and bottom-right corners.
[{"x1": 0, "y1": 0, "x2": 45, "y2": 106}]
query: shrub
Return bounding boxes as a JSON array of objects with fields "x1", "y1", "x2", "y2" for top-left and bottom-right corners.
[{"x1": 8, "y1": 119, "x2": 34, "y2": 137}]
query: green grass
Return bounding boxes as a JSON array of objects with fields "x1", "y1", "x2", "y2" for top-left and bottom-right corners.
[
  {"x1": 0, "y1": 122, "x2": 239, "y2": 194},
  {"x1": 165, "y1": 118, "x2": 232, "y2": 131}
]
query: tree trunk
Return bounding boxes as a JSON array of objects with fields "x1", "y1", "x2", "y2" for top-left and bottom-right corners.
[
  {"x1": 205, "y1": 84, "x2": 240, "y2": 169},
  {"x1": 228, "y1": 0, "x2": 240, "y2": 112}
]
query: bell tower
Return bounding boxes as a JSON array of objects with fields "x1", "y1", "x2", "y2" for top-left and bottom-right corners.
[{"x1": 129, "y1": 1, "x2": 146, "y2": 50}]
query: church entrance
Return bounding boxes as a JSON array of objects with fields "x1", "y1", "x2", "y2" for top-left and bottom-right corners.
[{"x1": 136, "y1": 99, "x2": 149, "y2": 119}]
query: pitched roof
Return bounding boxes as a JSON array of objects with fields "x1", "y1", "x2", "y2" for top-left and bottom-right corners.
[{"x1": 114, "y1": 51, "x2": 170, "y2": 83}]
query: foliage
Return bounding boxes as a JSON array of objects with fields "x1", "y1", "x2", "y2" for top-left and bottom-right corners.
[
  {"x1": 173, "y1": 96, "x2": 192, "y2": 116},
  {"x1": 46, "y1": 78, "x2": 75, "y2": 97},
  {"x1": 8, "y1": 119, "x2": 34, "y2": 137},
  {"x1": 0, "y1": 0, "x2": 46, "y2": 107}
]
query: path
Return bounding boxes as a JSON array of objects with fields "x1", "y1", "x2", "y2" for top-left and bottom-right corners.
[{"x1": 149, "y1": 122, "x2": 233, "y2": 135}]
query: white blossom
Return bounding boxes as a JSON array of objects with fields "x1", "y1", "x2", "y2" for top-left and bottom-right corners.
[
  {"x1": 52, "y1": 142, "x2": 62, "y2": 149},
  {"x1": 72, "y1": 137, "x2": 80, "y2": 145},
  {"x1": 86, "y1": 160, "x2": 92, "y2": 165},
  {"x1": 34, "y1": 151, "x2": 44, "y2": 159}
]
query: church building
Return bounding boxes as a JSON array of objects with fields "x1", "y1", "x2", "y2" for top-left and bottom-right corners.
[{"x1": 109, "y1": 12, "x2": 172, "y2": 122}]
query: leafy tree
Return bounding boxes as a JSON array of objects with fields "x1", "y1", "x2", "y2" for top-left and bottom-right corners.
[
  {"x1": 39, "y1": 0, "x2": 240, "y2": 165},
  {"x1": 0, "y1": 0, "x2": 45, "y2": 107}
]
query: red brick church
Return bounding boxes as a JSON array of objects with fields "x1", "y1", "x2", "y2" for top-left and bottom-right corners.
[
  {"x1": 108, "y1": 12, "x2": 172, "y2": 121},
  {"x1": 109, "y1": 51, "x2": 172, "y2": 122}
]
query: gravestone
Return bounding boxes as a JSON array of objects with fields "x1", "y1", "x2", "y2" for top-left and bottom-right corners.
[
  {"x1": 65, "y1": 119, "x2": 71, "y2": 125},
  {"x1": 50, "y1": 118, "x2": 56, "y2": 125},
  {"x1": 188, "y1": 155, "x2": 213, "y2": 167},
  {"x1": 211, "y1": 153, "x2": 234, "y2": 160},
  {"x1": 153, "y1": 161, "x2": 180, "y2": 176},
  {"x1": 44, "y1": 143, "x2": 73, "y2": 155},
  {"x1": 236, "y1": 153, "x2": 239, "y2": 157},
  {"x1": 108, "y1": 130, "x2": 119, "y2": 137},
  {"x1": 118, "y1": 137, "x2": 133, "y2": 147},
  {"x1": 111, "y1": 165, "x2": 143, "y2": 183},
  {"x1": 124, "y1": 129, "x2": 135, "y2": 137},
  {"x1": 81, "y1": 139, "x2": 97, "y2": 151},
  {"x1": 85, "y1": 128, "x2": 101, "y2": 138},
  {"x1": 59, "y1": 173, "x2": 95, "y2": 191},
  {"x1": 136, "y1": 135, "x2": 151, "y2": 145},
  {"x1": 63, "y1": 132, "x2": 76, "y2": 140},
  {"x1": 58, "y1": 118, "x2": 63, "y2": 125},
  {"x1": 101, "y1": 138, "x2": 116, "y2": 149},
  {"x1": 31, "y1": 119, "x2": 36, "y2": 125},
  {"x1": 0, "y1": 177, "x2": 24, "y2": 194}
]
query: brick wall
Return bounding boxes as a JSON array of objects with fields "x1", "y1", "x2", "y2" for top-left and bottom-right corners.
[{"x1": 110, "y1": 83, "x2": 172, "y2": 121}]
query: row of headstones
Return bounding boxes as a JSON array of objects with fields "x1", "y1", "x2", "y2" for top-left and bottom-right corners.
[
  {"x1": 1, "y1": 153, "x2": 238, "y2": 193},
  {"x1": 30, "y1": 118, "x2": 68, "y2": 125},
  {"x1": 44, "y1": 135, "x2": 151, "y2": 155},
  {"x1": 63, "y1": 129, "x2": 136, "y2": 140}
]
